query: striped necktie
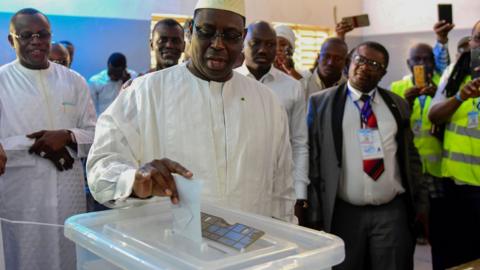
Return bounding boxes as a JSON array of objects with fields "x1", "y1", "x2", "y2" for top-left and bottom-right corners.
[{"x1": 360, "y1": 94, "x2": 384, "y2": 180}]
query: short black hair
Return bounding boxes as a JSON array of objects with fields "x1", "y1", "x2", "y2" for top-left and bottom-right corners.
[
  {"x1": 108, "y1": 52, "x2": 127, "y2": 67},
  {"x1": 152, "y1": 18, "x2": 183, "y2": 35},
  {"x1": 355, "y1": 41, "x2": 390, "y2": 68},
  {"x1": 9, "y1": 8, "x2": 49, "y2": 32},
  {"x1": 321, "y1": 37, "x2": 348, "y2": 52}
]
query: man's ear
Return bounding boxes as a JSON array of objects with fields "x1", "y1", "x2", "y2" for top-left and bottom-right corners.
[
  {"x1": 150, "y1": 39, "x2": 153, "y2": 50},
  {"x1": 8, "y1": 34, "x2": 14, "y2": 48}
]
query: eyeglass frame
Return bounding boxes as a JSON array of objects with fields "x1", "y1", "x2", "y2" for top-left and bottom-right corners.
[
  {"x1": 192, "y1": 22, "x2": 243, "y2": 44},
  {"x1": 9, "y1": 30, "x2": 52, "y2": 42},
  {"x1": 351, "y1": 54, "x2": 386, "y2": 71}
]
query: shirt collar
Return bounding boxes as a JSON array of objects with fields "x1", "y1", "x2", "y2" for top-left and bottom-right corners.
[
  {"x1": 347, "y1": 80, "x2": 378, "y2": 103},
  {"x1": 314, "y1": 67, "x2": 347, "y2": 89},
  {"x1": 238, "y1": 64, "x2": 276, "y2": 83}
]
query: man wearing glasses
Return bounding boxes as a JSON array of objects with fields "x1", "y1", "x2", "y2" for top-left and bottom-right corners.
[
  {"x1": 0, "y1": 8, "x2": 96, "y2": 270},
  {"x1": 307, "y1": 42, "x2": 424, "y2": 269},
  {"x1": 87, "y1": 0, "x2": 295, "y2": 223}
]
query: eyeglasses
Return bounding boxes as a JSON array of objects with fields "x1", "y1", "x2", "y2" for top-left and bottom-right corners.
[
  {"x1": 352, "y1": 54, "x2": 385, "y2": 71},
  {"x1": 10, "y1": 30, "x2": 52, "y2": 42},
  {"x1": 193, "y1": 23, "x2": 243, "y2": 44}
]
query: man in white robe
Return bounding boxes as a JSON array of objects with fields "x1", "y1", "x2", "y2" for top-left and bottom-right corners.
[
  {"x1": 87, "y1": 0, "x2": 296, "y2": 222},
  {"x1": 0, "y1": 8, "x2": 96, "y2": 270},
  {"x1": 236, "y1": 21, "x2": 308, "y2": 223}
]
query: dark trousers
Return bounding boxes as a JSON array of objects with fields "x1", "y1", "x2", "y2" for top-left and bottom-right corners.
[
  {"x1": 430, "y1": 179, "x2": 480, "y2": 269},
  {"x1": 331, "y1": 196, "x2": 414, "y2": 270}
]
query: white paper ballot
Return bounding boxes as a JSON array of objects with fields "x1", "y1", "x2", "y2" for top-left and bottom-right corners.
[{"x1": 171, "y1": 175, "x2": 203, "y2": 243}]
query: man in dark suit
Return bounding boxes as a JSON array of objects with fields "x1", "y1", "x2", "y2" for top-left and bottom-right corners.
[{"x1": 306, "y1": 41, "x2": 427, "y2": 270}]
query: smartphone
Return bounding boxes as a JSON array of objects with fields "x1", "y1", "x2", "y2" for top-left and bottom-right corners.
[
  {"x1": 342, "y1": 14, "x2": 370, "y2": 28},
  {"x1": 471, "y1": 47, "x2": 480, "y2": 79},
  {"x1": 438, "y1": 4, "x2": 453, "y2": 24},
  {"x1": 413, "y1": 65, "x2": 426, "y2": 88}
]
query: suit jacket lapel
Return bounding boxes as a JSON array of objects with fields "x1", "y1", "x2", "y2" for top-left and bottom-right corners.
[{"x1": 331, "y1": 83, "x2": 348, "y2": 167}]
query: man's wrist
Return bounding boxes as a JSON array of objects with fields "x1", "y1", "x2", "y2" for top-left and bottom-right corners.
[
  {"x1": 455, "y1": 91, "x2": 465, "y2": 103},
  {"x1": 436, "y1": 37, "x2": 448, "y2": 44}
]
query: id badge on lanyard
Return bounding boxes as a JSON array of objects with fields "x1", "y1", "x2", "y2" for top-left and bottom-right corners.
[
  {"x1": 413, "y1": 95, "x2": 427, "y2": 134},
  {"x1": 358, "y1": 128, "x2": 385, "y2": 160},
  {"x1": 467, "y1": 98, "x2": 480, "y2": 129}
]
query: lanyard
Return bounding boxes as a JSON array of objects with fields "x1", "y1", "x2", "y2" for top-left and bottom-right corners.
[
  {"x1": 418, "y1": 95, "x2": 427, "y2": 120},
  {"x1": 348, "y1": 89, "x2": 376, "y2": 128}
]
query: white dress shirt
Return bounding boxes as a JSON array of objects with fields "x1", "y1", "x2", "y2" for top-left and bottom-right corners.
[
  {"x1": 87, "y1": 63, "x2": 296, "y2": 222},
  {"x1": 236, "y1": 65, "x2": 309, "y2": 199},
  {"x1": 338, "y1": 81, "x2": 405, "y2": 205}
]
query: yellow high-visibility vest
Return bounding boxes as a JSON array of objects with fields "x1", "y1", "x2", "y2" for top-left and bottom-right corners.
[
  {"x1": 390, "y1": 73, "x2": 442, "y2": 177},
  {"x1": 442, "y1": 75, "x2": 480, "y2": 185}
]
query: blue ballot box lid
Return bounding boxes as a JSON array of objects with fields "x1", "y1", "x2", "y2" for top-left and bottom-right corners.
[{"x1": 64, "y1": 199, "x2": 344, "y2": 270}]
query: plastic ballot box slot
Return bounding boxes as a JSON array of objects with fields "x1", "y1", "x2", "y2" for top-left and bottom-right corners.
[{"x1": 65, "y1": 199, "x2": 344, "y2": 270}]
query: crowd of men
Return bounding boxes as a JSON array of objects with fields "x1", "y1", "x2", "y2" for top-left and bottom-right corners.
[{"x1": 0, "y1": 0, "x2": 479, "y2": 269}]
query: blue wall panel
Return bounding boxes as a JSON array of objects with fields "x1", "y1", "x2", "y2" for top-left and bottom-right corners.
[{"x1": 0, "y1": 12, "x2": 151, "y2": 80}]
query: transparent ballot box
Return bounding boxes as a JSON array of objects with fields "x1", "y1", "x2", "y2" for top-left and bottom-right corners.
[{"x1": 64, "y1": 200, "x2": 344, "y2": 270}]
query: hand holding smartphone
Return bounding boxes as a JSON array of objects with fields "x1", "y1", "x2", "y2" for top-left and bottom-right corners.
[
  {"x1": 341, "y1": 14, "x2": 370, "y2": 28},
  {"x1": 438, "y1": 4, "x2": 453, "y2": 24}
]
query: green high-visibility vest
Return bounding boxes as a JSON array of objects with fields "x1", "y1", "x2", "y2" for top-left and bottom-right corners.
[
  {"x1": 442, "y1": 75, "x2": 480, "y2": 185},
  {"x1": 390, "y1": 73, "x2": 442, "y2": 177}
]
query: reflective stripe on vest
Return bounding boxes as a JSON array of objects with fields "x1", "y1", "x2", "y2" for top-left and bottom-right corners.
[
  {"x1": 442, "y1": 75, "x2": 480, "y2": 185},
  {"x1": 447, "y1": 123, "x2": 480, "y2": 139},
  {"x1": 443, "y1": 150, "x2": 480, "y2": 165}
]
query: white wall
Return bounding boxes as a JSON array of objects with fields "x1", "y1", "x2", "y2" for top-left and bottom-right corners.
[
  {"x1": 362, "y1": 0, "x2": 480, "y2": 36},
  {"x1": 1, "y1": 0, "x2": 363, "y2": 28}
]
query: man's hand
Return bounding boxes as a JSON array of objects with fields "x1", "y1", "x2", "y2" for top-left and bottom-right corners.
[
  {"x1": 27, "y1": 130, "x2": 72, "y2": 157},
  {"x1": 434, "y1": 20, "x2": 454, "y2": 44},
  {"x1": 335, "y1": 20, "x2": 354, "y2": 41},
  {"x1": 133, "y1": 158, "x2": 193, "y2": 204},
  {"x1": 295, "y1": 199, "x2": 308, "y2": 226},
  {"x1": 404, "y1": 86, "x2": 422, "y2": 104},
  {"x1": 0, "y1": 144, "x2": 6, "y2": 176},
  {"x1": 458, "y1": 78, "x2": 480, "y2": 101},
  {"x1": 420, "y1": 85, "x2": 437, "y2": 97},
  {"x1": 43, "y1": 147, "x2": 75, "y2": 171}
]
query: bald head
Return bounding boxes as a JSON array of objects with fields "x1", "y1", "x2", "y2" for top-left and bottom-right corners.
[
  {"x1": 407, "y1": 43, "x2": 435, "y2": 76},
  {"x1": 470, "y1": 20, "x2": 480, "y2": 50},
  {"x1": 49, "y1": 42, "x2": 71, "y2": 67},
  {"x1": 244, "y1": 21, "x2": 277, "y2": 78}
]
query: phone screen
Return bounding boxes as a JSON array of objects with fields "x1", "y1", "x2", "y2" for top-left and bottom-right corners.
[
  {"x1": 413, "y1": 65, "x2": 426, "y2": 88},
  {"x1": 438, "y1": 4, "x2": 453, "y2": 24},
  {"x1": 471, "y1": 47, "x2": 480, "y2": 79}
]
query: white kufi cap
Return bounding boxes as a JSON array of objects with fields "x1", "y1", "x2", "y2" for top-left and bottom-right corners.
[
  {"x1": 274, "y1": 24, "x2": 296, "y2": 50},
  {"x1": 194, "y1": 0, "x2": 245, "y2": 17}
]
